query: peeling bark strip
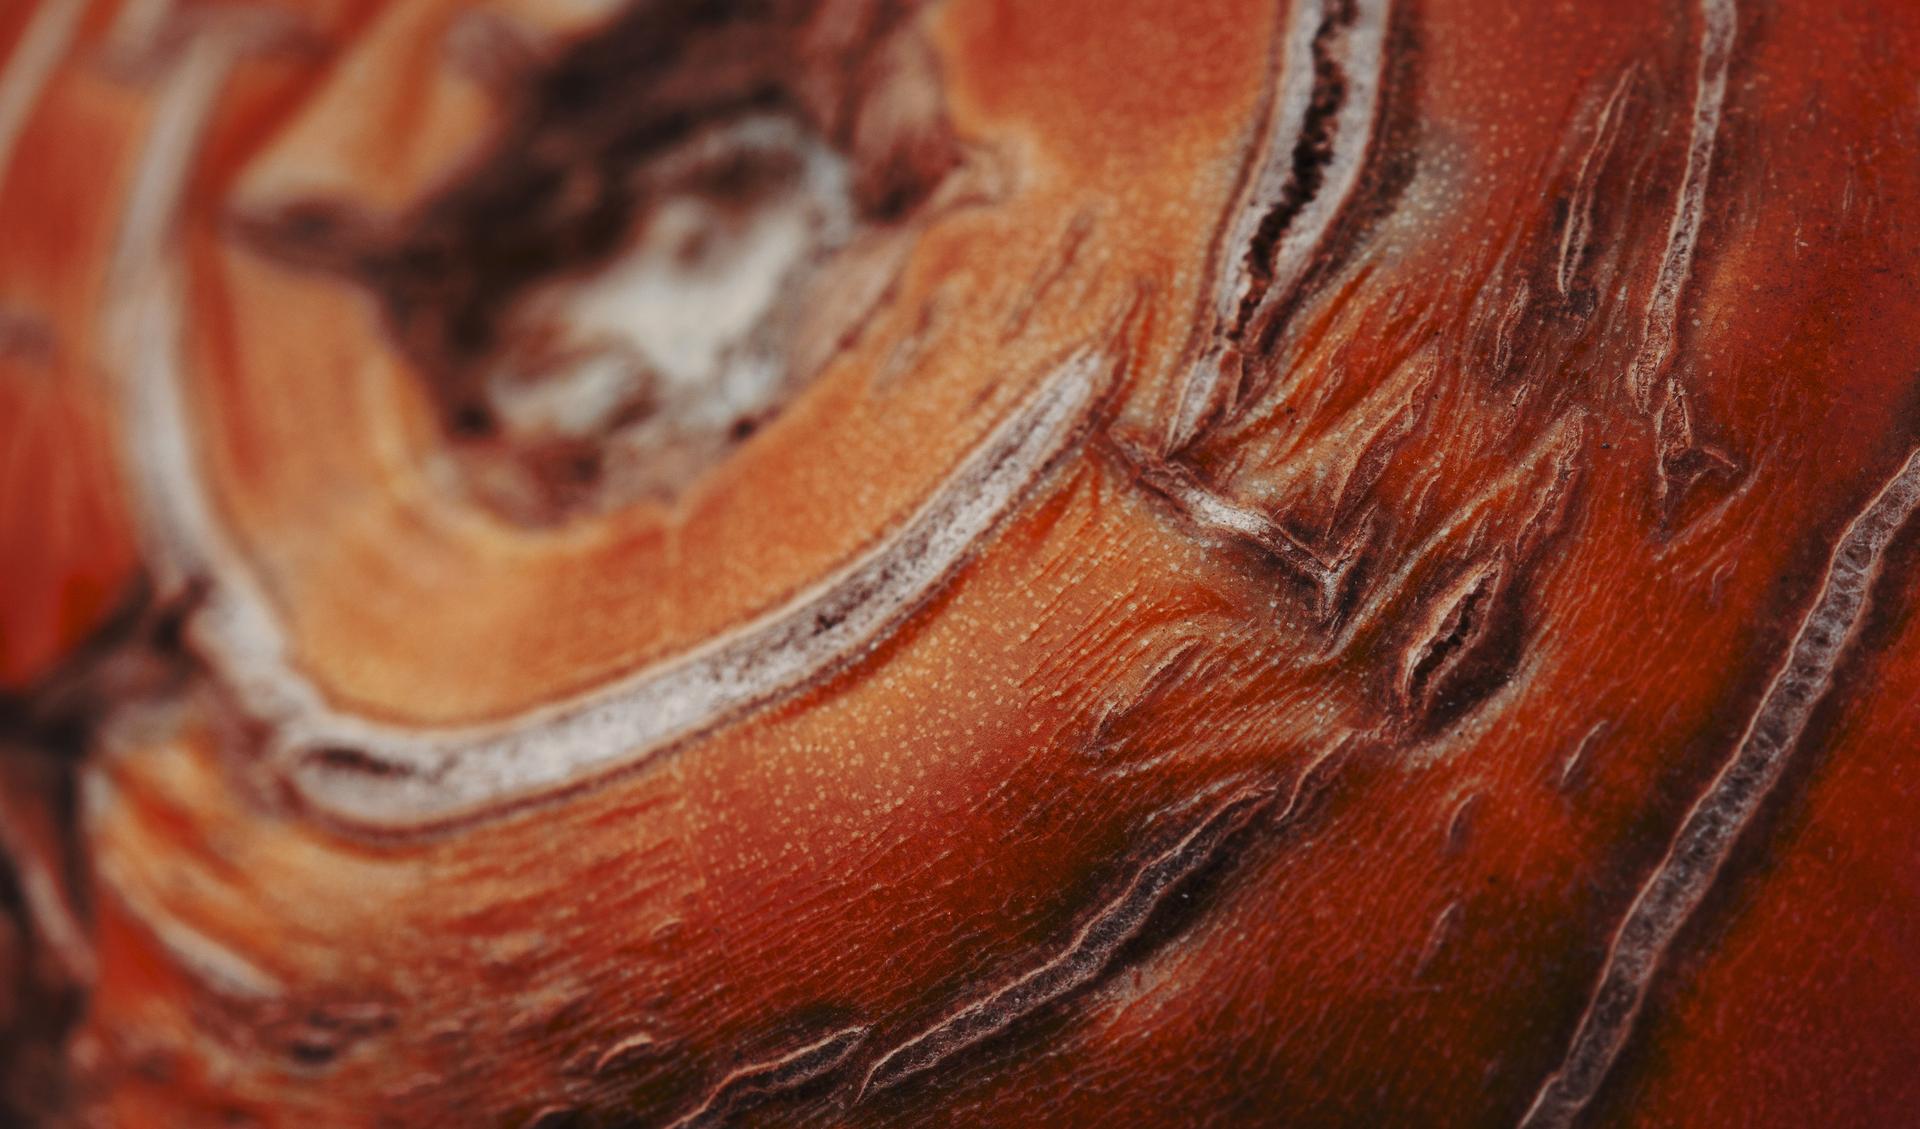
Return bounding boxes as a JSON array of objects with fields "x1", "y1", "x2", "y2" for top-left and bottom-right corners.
[
  {"x1": 665, "y1": 1025, "x2": 869, "y2": 1129},
  {"x1": 1625, "y1": 0, "x2": 1734, "y2": 414},
  {"x1": 1518, "y1": 444, "x2": 1920, "y2": 1129},
  {"x1": 1167, "y1": 0, "x2": 1391, "y2": 450},
  {"x1": 860, "y1": 786, "x2": 1273, "y2": 1095}
]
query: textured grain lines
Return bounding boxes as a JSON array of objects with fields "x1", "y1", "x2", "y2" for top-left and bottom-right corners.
[
  {"x1": 107, "y1": 0, "x2": 1388, "y2": 833},
  {"x1": 1519, "y1": 443, "x2": 1920, "y2": 1129},
  {"x1": 1112, "y1": 0, "x2": 1399, "y2": 623},
  {"x1": 285, "y1": 353, "x2": 1107, "y2": 830},
  {"x1": 99, "y1": 7, "x2": 1116, "y2": 832},
  {"x1": 594, "y1": 780, "x2": 1301, "y2": 1116},
  {"x1": 93, "y1": 3, "x2": 1132, "y2": 836},
  {"x1": 125, "y1": 258, "x2": 1106, "y2": 833},
  {"x1": 1120, "y1": 396, "x2": 1586, "y2": 738},
  {"x1": 1131, "y1": 0, "x2": 1406, "y2": 637}
]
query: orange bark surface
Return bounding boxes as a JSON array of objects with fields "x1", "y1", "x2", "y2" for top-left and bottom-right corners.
[{"x1": 1, "y1": 0, "x2": 1917, "y2": 1126}]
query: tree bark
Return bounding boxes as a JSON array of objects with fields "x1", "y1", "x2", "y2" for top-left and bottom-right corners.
[{"x1": 2, "y1": 0, "x2": 1919, "y2": 1125}]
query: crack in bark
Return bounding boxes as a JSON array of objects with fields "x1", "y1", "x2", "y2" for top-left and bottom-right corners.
[
  {"x1": 1168, "y1": 0, "x2": 1391, "y2": 451},
  {"x1": 1518, "y1": 441, "x2": 1920, "y2": 1129},
  {"x1": 666, "y1": 1024, "x2": 868, "y2": 1129},
  {"x1": 1626, "y1": 0, "x2": 1734, "y2": 416},
  {"x1": 1556, "y1": 65, "x2": 1638, "y2": 301},
  {"x1": 859, "y1": 784, "x2": 1275, "y2": 1096}
]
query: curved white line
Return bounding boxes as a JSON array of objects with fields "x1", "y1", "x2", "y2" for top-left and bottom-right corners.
[
  {"x1": 104, "y1": 25, "x2": 1109, "y2": 833},
  {"x1": 281, "y1": 352, "x2": 1103, "y2": 830},
  {"x1": 0, "y1": 0, "x2": 87, "y2": 195}
]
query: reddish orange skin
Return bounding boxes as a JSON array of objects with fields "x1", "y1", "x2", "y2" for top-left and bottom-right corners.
[{"x1": 2, "y1": 0, "x2": 1918, "y2": 1126}]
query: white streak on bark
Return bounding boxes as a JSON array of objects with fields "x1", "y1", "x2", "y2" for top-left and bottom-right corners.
[
  {"x1": 282, "y1": 353, "x2": 1103, "y2": 829},
  {"x1": 1518, "y1": 443, "x2": 1920, "y2": 1129},
  {"x1": 109, "y1": 93, "x2": 1103, "y2": 832},
  {"x1": 82, "y1": 771, "x2": 287, "y2": 1001},
  {"x1": 0, "y1": 0, "x2": 87, "y2": 194},
  {"x1": 94, "y1": 864, "x2": 286, "y2": 1001},
  {"x1": 128, "y1": 276, "x2": 1100, "y2": 830},
  {"x1": 1126, "y1": 447, "x2": 1353, "y2": 617},
  {"x1": 1625, "y1": 0, "x2": 1734, "y2": 412},
  {"x1": 1556, "y1": 66, "x2": 1636, "y2": 299}
]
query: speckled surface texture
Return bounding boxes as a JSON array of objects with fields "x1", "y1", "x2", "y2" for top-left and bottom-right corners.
[{"x1": 2, "y1": 0, "x2": 1918, "y2": 1125}]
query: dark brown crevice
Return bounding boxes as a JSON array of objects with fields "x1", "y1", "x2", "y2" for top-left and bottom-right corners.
[
  {"x1": 1401, "y1": 564, "x2": 1495, "y2": 709},
  {"x1": 0, "y1": 579, "x2": 198, "y2": 763},
  {"x1": 1229, "y1": 0, "x2": 1356, "y2": 343},
  {"x1": 223, "y1": 1, "x2": 964, "y2": 523},
  {"x1": 310, "y1": 0, "x2": 960, "y2": 520},
  {"x1": 1396, "y1": 557, "x2": 1528, "y2": 731},
  {"x1": 860, "y1": 786, "x2": 1274, "y2": 1097},
  {"x1": 0, "y1": 578, "x2": 207, "y2": 1126},
  {"x1": 302, "y1": 744, "x2": 419, "y2": 780},
  {"x1": 1169, "y1": 0, "x2": 1417, "y2": 459}
]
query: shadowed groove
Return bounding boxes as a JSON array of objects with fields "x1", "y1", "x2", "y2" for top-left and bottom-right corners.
[
  {"x1": 1518, "y1": 441, "x2": 1920, "y2": 1129},
  {"x1": 1625, "y1": 0, "x2": 1734, "y2": 416},
  {"x1": 1116, "y1": 437, "x2": 1356, "y2": 618},
  {"x1": 665, "y1": 1025, "x2": 869, "y2": 1129},
  {"x1": 1167, "y1": 0, "x2": 1393, "y2": 451},
  {"x1": 860, "y1": 784, "x2": 1275, "y2": 1096}
]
